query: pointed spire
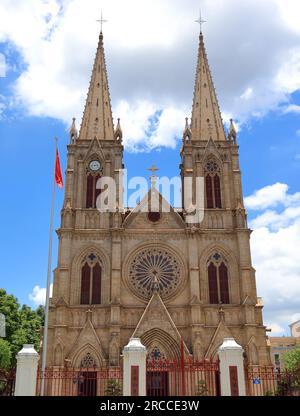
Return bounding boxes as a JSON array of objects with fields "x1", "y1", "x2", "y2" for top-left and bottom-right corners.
[
  {"x1": 79, "y1": 30, "x2": 114, "y2": 141},
  {"x1": 69, "y1": 117, "x2": 78, "y2": 144},
  {"x1": 228, "y1": 118, "x2": 237, "y2": 144},
  {"x1": 191, "y1": 32, "x2": 227, "y2": 141},
  {"x1": 183, "y1": 117, "x2": 192, "y2": 142},
  {"x1": 114, "y1": 118, "x2": 123, "y2": 142}
]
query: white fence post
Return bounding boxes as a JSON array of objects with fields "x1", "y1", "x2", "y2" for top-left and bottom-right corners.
[
  {"x1": 14, "y1": 344, "x2": 39, "y2": 396},
  {"x1": 218, "y1": 338, "x2": 246, "y2": 396},
  {"x1": 123, "y1": 338, "x2": 147, "y2": 396}
]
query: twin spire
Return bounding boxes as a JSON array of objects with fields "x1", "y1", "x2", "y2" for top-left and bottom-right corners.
[{"x1": 73, "y1": 24, "x2": 234, "y2": 144}]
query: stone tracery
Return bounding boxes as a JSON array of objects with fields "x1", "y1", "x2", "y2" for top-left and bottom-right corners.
[{"x1": 127, "y1": 247, "x2": 182, "y2": 300}]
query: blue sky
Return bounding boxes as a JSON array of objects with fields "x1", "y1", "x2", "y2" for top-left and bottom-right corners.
[{"x1": 0, "y1": 0, "x2": 300, "y2": 337}]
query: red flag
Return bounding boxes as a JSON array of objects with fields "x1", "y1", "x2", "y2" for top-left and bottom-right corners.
[{"x1": 55, "y1": 146, "x2": 63, "y2": 189}]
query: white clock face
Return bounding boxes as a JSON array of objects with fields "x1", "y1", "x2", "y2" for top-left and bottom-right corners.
[{"x1": 89, "y1": 160, "x2": 101, "y2": 172}]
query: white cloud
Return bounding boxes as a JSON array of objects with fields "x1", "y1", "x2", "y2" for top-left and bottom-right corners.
[
  {"x1": 245, "y1": 183, "x2": 290, "y2": 210},
  {"x1": 0, "y1": 53, "x2": 6, "y2": 77},
  {"x1": 250, "y1": 206, "x2": 300, "y2": 230},
  {"x1": 1, "y1": 0, "x2": 300, "y2": 150},
  {"x1": 268, "y1": 323, "x2": 286, "y2": 336},
  {"x1": 29, "y1": 284, "x2": 53, "y2": 307},
  {"x1": 247, "y1": 184, "x2": 300, "y2": 336},
  {"x1": 240, "y1": 87, "x2": 253, "y2": 101},
  {"x1": 283, "y1": 104, "x2": 300, "y2": 115}
]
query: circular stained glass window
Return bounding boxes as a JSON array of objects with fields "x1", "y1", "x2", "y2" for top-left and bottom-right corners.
[{"x1": 127, "y1": 247, "x2": 183, "y2": 301}]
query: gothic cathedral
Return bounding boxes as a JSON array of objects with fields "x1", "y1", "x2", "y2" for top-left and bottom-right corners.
[{"x1": 46, "y1": 29, "x2": 271, "y2": 372}]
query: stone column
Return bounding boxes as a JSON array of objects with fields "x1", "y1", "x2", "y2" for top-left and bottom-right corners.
[
  {"x1": 218, "y1": 338, "x2": 246, "y2": 396},
  {"x1": 76, "y1": 160, "x2": 84, "y2": 208},
  {"x1": 123, "y1": 338, "x2": 147, "y2": 396},
  {"x1": 14, "y1": 344, "x2": 39, "y2": 396}
]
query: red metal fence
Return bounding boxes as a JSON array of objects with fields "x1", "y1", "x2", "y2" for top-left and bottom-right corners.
[
  {"x1": 4, "y1": 363, "x2": 300, "y2": 397},
  {"x1": 0, "y1": 369, "x2": 16, "y2": 396},
  {"x1": 36, "y1": 366, "x2": 123, "y2": 396},
  {"x1": 146, "y1": 357, "x2": 220, "y2": 396},
  {"x1": 245, "y1": 365, "x2": 300, "y2": 396}
]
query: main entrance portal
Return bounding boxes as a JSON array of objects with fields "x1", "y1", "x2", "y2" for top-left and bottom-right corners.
[
  {"x1": 146, "y1": 355, "x2": 220, "y2": 396},
  {"x1": 147, "y1": 370, "x2": 169, "y2": 396}
]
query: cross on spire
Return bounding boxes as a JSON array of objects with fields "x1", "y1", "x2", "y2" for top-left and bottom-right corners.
[
  {"x1": 97, "y1": 10, "x2": 107, "y2": 33},
  {"x1": 195, "y1": 10, "x2": 207, "y2": 33}
]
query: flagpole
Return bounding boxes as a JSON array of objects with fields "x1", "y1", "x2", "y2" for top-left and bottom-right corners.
[{"x1": 40, "y1": 137, "x2": 58, "y2": 396}]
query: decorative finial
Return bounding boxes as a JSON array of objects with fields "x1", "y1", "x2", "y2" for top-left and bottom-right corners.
[
  {"x1": 183, "y1": 117, "x2": 192, "y2": 143},
  {"x1": 69, "y1": 117, "x2": 78, "y2": 144},
  {"x1": 152, "y1": 274, "x2": 160, "y2": 294},
  {"x1": 114, "y1": 118, "x2": 123, "y2": 142},
  {"x1": 218, "y1": 306, "x2": 225, "y2": 322},
  {"x1": 97, "y1": 10, "x2": 107, "y2": 35},
  {"x1": 228, "y1": 118, "x2": 237, "y2": 144},
  {"x1": 195, "y1": 9, "x2": 207, "y2": 34}
]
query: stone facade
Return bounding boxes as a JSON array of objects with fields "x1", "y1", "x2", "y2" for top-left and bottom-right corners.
[{"x1": 46, "y1": 29, "x2": 271, "y2": 370}]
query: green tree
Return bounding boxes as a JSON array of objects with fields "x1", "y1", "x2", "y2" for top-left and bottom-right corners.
[
  {"x1": 104, "y1": 379, "x2": 122, "y2": 396},
  {"x1": 0, "y1": 289, "x2": 44, "y2": 368},
  {"x1": 0, "y1": 339, "x2": 12, "y2": 370},
  {"x1": 284, "y1": 346, "x2": 300, "y2": 372}
]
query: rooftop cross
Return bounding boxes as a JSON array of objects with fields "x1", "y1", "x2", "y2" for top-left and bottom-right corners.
[
  {"x1": 195, "y1": 9, "x2": 207, "y2": 33},
  {"x1": 147, "y1": 164, "x2": 159, "y2": 176},
  {"x1": 96, "y1": 10, "x2": 107, "y2": 33},
  {"x1": 148, "y1": 164, "x2": 159, "y2": 189}
]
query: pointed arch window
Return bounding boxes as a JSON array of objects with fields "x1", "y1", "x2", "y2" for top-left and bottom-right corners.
[
  {"x1": 207, "y1": 253, "x2": 229, "y2": 304},
  {"x1": 205, "y1": 160, "x2": 222, "y2": 209},
  {"x1": 86, "y1": 173, "x2": 102, "y2": 209},
  {"x1": 80, "y1": 254, "x2": 102, "y2": 305}
]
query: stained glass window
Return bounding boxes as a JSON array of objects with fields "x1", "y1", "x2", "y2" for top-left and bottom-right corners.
[
  {"x1": 207, "y1": 253, "x2": 230, "y2": 304},
  {"x1": 205, "y1": 160, "x2": 222, "y2": 209},
  {"x1": 128, "y1": 247, "x2": 182, "y2": 300}
]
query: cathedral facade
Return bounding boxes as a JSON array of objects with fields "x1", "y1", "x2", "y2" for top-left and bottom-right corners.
[{"x1": 46, "y1": 29, "x2": 271, "y2": 373}]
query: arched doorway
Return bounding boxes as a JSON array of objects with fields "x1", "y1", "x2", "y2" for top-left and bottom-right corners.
[
  {"x1": 146, "y1": 346, "x2": 169, "y2": 396},
  {"x1": 77, "y1": 352, "x2": 98, "y2": 397},
  {"x1": 141, "y1": 329, "x2": 181, "y2": 397}
]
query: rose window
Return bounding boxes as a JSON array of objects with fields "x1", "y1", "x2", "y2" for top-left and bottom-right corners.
[{"x1": 127, "y1": 247, "x2": 182, "y2": 300}]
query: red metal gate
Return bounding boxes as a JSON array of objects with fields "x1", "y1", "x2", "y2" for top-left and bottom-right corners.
[{"x1": 146, "y1": 357, "x2": 220, "y2": 396}]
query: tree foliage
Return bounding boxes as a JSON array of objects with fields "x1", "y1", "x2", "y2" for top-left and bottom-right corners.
[
  {"x1": 104, "y1": 379, "x2": 122, "y2": 396},
  {"x1": 284, "y1": 346, "x2": 300, "y2": 372},
  {"x1": 0, "y1": 339, "x2": 12, "y2": 370},
  {"x1": 0, "y1": 289, "x2": 44, "y2": 368}
]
